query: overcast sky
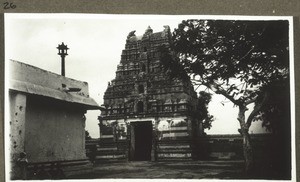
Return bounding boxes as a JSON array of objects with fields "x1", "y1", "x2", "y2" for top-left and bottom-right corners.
[{"x1": 5, "y1": 14, "x2": 274, "y2": 138}]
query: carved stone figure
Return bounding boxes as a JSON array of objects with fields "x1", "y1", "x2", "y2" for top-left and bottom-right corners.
[{"x1": 127, "y1": 30, "x2": 136, "y2": 39}]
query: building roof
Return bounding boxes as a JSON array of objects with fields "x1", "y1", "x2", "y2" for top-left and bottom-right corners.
[
  {"x1": 127, "y1": 31, "x2": 165, "y2": 42},
  {"x1": 151, "y1": 32, "x2": 164, "y2": 39},
  {"x1": 9, "y1": 60, "x2": 102, "y2": 110},
  {"x1": 128, "y1": 35, "x2": 142, "y2": 42}
]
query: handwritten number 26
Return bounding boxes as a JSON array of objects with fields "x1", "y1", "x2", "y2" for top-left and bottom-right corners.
[{"x1": 3, "y1": 2, "x2": 16, "y2": 9}]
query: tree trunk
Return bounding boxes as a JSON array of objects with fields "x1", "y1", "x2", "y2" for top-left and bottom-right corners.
[
  {"x1": 241, "y1": 129, "x2": 254, "y2": 175},
  {"x1": 238, "y1": 105, "x2": 254, "y2": 175}
]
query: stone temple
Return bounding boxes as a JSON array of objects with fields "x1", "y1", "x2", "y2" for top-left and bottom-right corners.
[
  {"x1": 98, "y1": 26, "x2": 203, "y2": 161},
  {"x1": 9, "y1": 60, "x2": 100, "y2": 179}
]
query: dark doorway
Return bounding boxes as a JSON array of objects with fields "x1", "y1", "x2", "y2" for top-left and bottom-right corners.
[
  {"x1": 137, "y1": 101, "x2": 144, "y2": 113},
  {"x1": 138, "y1": 85, "x2": 144, "y2": 94},
  {"x1": 130, "y1": 121, "x2": 152, "y2": 161},
  {"x1": 141, "y1": 63, "x2": 146, "y2": 72}
]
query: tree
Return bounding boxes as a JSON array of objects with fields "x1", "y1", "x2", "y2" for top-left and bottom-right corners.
[
  {"x1": 255, "y1": 77, "x2": 290, "y2": 134},
  {"x1": 163, "y1": 19, "x2": 289, "y2": 174},
  {"x1": 159, "y1": 46, "x2": 214, "y2": 131},
  {"x1": 85, "y1": 130, "x2": 92, "y2": 140},
  {"x1": 254, "y1": 77, "x2": 291, "y2": 178},
  {"x1": 195, "y1": 91, "x2": 214, "y2": 130}
]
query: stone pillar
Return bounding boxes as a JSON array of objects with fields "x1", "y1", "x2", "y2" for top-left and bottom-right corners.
[
  {"x1": 129, "y1": 123, "x2": 135, "y2": 161},
  {"x1": 82, "y1": 113, "x2": 87, "y2": 158},
  {"x1": 98, "y1": 117, "x2": 103, "y2": 138},
  {"x1": 124, "y1": 120, "x2": 130, "y2": 161},
  {"x1": 151, "y1": 119, "x2": 159, "y2": 161},
  {"x1": 9, "y1": 92, "x2": 27, "y2": 180}
]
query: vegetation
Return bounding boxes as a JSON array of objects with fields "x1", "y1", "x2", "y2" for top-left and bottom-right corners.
[
  {"x1": 161, "y1": 19, "x2": 290, "y2": 174},
  {"x1": 85, "y1": 130, "x2": 92, "y2": 140},
  {"x1": 196, "y1": 91, "x2": 214, "y2": 130}
]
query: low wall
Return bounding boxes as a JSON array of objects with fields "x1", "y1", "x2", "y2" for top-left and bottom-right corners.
[
  {"x1": 86, "y1": 138, "x2": 128, "y2": 163},
  {"x1": 196, "y1": 134, "x2": 274, "y2": 160},
  {"x1": 86, "y1": 134, "x2": 276, "y2": 162}
]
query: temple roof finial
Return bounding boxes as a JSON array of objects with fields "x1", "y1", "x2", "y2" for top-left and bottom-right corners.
[{"x1": 144, "y1": 26, "x2": 153, "y2": 35}]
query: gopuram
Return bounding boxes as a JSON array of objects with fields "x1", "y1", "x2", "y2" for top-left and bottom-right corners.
[{"x1": 98, "y1": 26, "x2": 203, "y2": 161}]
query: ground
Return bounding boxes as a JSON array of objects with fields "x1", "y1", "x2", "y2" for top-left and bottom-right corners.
[{"x1": 67, "y1": 160, "x2": 248, "y2": 179}]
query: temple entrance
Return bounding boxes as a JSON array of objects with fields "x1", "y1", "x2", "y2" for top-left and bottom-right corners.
[{"x1": 130, "y1": 121, "x2": 152, "y2": 161}]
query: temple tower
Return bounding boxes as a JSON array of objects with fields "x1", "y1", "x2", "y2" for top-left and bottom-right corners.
[{"x1": 98, "y1": 26, "x2": 202, "y2": 161}]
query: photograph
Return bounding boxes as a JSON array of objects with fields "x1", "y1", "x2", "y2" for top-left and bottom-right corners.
[{"x1": 4, "y1": 14, "x2": 295, "y2": 181}]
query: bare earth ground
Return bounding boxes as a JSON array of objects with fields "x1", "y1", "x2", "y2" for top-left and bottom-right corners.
[{"x1": 67, "y1": 160, "x2": 249, "y2": 179}]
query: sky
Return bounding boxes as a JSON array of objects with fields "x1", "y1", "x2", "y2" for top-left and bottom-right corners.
[{"x1": 4, "y1": 14, "x2": 277, "y2": 138}]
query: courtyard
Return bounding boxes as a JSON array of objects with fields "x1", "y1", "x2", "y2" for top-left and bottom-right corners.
[{"x1": 67, "y1": 160, "x2": 272, "y2": 179}]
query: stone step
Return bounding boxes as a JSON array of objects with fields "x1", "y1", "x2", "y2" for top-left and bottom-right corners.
[
  {"x1": 95, "y1": 154, "x2": 126, "y2": 159},
  {"x1": 158, "y1": 143, "x2": 191, "y2": 147},
  {"x1": 158, "y1": 145, "x2": 190, "y2": 149},
  {"x1": 95, "y1": 151, "x2": 125, "y2": 155},
  {"x1": 157, "y1": 158, "x2": 193, "y2": 162},
  {"x1": 158, "y1": 153, "x2": 192, "y2": 158},
  {"x1": 157, "y1": 149, "x2": 192, "y2": 153},
  {"x1": 95, "y1": 158, "x2": 127, "y2": 164},
  {"x1": 97, "y1": 147, "x2": 118, "y2": 151},
  {"x1": 158, "y1": 138, "x2": 191, "y2": 143}
]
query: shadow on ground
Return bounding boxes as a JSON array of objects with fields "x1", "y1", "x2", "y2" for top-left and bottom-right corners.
[
  {"x1": 67, "y1": 160, "x2": 291, "y2": 180},
  {"x1": 67, "y1": 160, "x2": 251, "y2": 179}
]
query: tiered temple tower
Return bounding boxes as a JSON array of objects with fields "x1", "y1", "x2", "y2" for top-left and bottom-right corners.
[{"x1": 98, "y1": 26, "x2": 203, "y2": 161}]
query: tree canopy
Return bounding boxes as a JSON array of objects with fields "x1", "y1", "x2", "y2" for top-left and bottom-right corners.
[
  {"x1": 254, "y1": 77, "x2": 290, "y2": 134},
  {"x1": 195, "y1": 91, "x2": 214, "y2": 130},
  {"x1": 85, "y1": 130, "x2": 92, "y2": 140},
  {"x1": 170, "y1": 19, "x2": 289, "y2": 129},
  {"x1": 160, "y1": 19, "x2": 290, "y2": 173},
  {"x1": 159, "y1": 45, "x2": 214, "y2": 130}
]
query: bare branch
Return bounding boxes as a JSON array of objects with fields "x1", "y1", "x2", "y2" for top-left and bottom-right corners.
[
  {"x1": 195, "y1": 84, "x2": 201, "y2": 91},
  {"x1": 203, "y1": 81, "x2": 241, "y2": 106},
  {"x1": 245, "y1": 96, "x2": 257, "y2": 105},
  {"x1": 239, "y1": 46, "x2": 255, "y2": 61}
]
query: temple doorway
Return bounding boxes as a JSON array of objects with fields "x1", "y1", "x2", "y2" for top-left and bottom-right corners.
[{"x1": 130, "y1": 121, "x2": 152, "y2": 161}]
